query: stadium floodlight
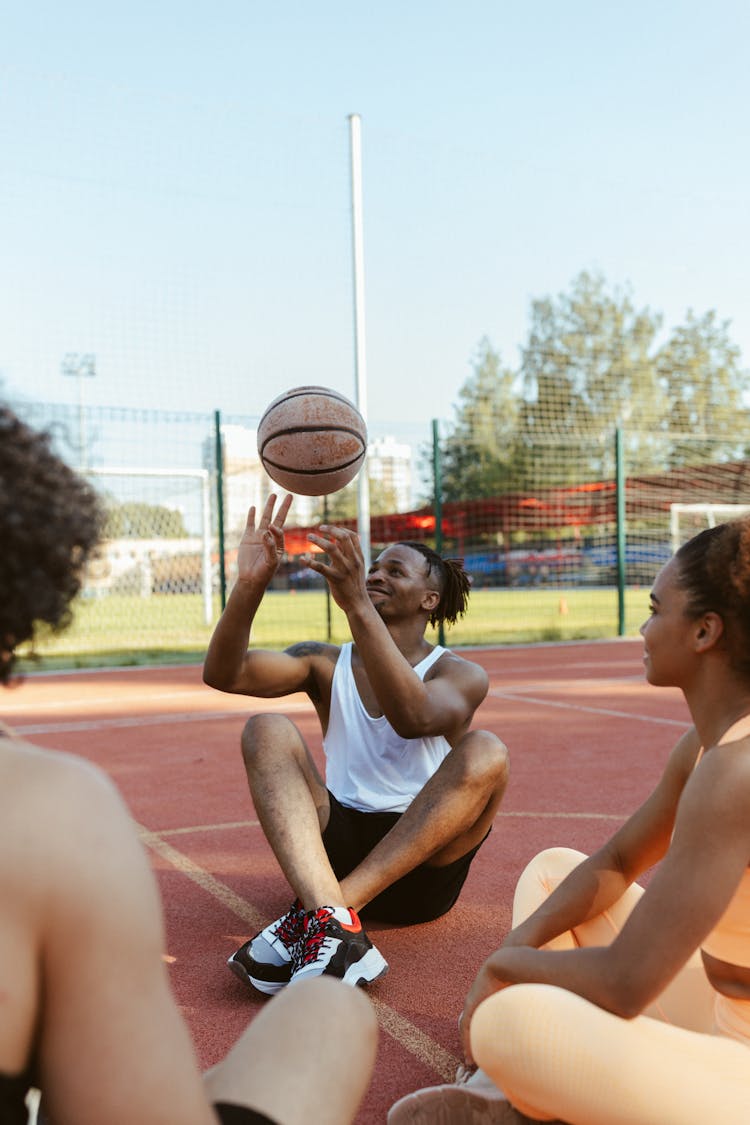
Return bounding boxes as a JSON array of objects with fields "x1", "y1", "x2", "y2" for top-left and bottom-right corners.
[{"x1": 61, "y1": 352, "x2": 96, "y2": 470}]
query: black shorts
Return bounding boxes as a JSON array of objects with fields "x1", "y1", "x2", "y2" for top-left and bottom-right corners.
[
  {"x1": 214, "y1": 1104, "x2": 277, "y2": 1125},
  {"x1": 322, "y1": 789, "x2": 489, "y2": 924}
]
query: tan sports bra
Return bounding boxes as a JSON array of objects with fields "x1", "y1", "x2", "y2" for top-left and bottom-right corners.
[{"x1": 699, "y1": 716, "x2": 750, "y2": 968}]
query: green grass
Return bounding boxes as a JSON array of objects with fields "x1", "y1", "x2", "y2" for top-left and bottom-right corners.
[{"x1": 18, "y1": 585, "x2": 652, "y2": 672}]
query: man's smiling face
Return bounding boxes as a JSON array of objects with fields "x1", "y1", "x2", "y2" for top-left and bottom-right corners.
[{"x1": 366, "y1": 545, "x2": 439, "y2": 621}]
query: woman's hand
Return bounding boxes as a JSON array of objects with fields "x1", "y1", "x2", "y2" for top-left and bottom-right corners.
[{"x1": 459, "y1": 958, "x2": 509, "y2": 1065}]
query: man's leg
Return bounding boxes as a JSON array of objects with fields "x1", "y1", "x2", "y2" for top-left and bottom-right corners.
[
  {"x1": 340, "y1": 730, "x2": 509, "y2": 913},
  {"x1": 241, "y1": 712, "x2": 345, "y2": 908},
  {"x1": 235, "y1": 713, "x2": 388, "y2": 990}
]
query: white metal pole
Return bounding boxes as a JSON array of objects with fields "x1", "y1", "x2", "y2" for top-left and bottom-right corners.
[
  {"x1": 348, "y1": 113, "x2": 371, "y2": 564},
  {"x1": 77, "y1": 368, "x2": 87, "y2": 471}
]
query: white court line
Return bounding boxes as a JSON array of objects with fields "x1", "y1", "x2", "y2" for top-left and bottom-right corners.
[
  {"x1": 10, "y1": 701, "x2": 313, "y2": 736},
  {"x1": 138, "y1": 824, "x2": 461, "y2": 1082},
  {"x1": 491, "y1": 662, "x2": 643, "y2": 677},
  {"x1": 490, "y1": 689, "x2": 690, "y2": 728},
  {"x1": 8, "y1": 653, "x2": 643, "y2": 711},
  {"x1": 144, "y1": 812, "x2": 623, "y2": 841},
  {"x1": 498, "y1": 810, "x2": 625, "y2": 821},
  {"x1": 144, "y1": 819, "x2": 261, "y2": 837},
  {"x1": 11, "y1": 711, "x2": 250, "y2": 735},
  {"x1": 1, "y1": 689, "x2": 218, "y2": 713}
]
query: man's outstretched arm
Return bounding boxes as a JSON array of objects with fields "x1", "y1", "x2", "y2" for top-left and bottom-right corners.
[{"x1": 203, "y1": 494, "x2": 318, "y2": 698}]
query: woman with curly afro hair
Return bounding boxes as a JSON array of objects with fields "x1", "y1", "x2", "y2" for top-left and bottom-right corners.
[
  {"x1": 0, "y1": 406, "x2": 104, "y2": 682},
  {"x1": 0, "y1": 406, "x2": 376, "y2": 1125}
]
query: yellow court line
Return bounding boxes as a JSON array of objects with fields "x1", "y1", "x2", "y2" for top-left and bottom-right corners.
[{"x1": 138, "y1": 824, "x2": 461, "y2": 1083}]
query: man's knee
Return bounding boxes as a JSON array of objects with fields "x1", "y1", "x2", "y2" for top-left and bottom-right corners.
[
  {"x1": 455, "y1": 729, "x2": 510, "y2": 794},
  {"x1": 240, "y1": 712, "x2": 300, "y2": 768}
]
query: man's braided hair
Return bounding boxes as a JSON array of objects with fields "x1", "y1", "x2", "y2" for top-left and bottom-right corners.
[{"x1": 397, "y1": 541, "x2": 471, "y2": 628}]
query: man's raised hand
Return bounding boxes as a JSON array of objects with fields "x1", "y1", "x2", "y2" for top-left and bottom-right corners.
[
  {"x1": 237, "y1": 493, "x2": 293, "y2": 585},
  {"x1": 305, "y1": 525, "x2": 368, "y2": 611}
]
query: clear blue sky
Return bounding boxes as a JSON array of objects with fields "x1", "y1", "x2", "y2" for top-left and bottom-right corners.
[{"x1": 1, "y1": 0, "x2": 748, "y2": 441}]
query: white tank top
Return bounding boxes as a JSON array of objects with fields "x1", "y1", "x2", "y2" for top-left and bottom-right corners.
[{"x1": 323, "y1": 642, "x2": 451, "y2": 813}]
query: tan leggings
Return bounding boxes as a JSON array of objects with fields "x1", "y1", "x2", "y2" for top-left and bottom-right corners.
[{"x1": 471, "y1": 848, "x2": 750, "y2": 1125}]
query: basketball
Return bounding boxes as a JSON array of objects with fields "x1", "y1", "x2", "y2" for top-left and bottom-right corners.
[{"x1": 257, "y1": 385, "x2": 368, "y2": 496}]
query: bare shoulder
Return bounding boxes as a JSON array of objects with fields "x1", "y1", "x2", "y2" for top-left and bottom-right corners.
[
  {"x1": 666, "y1": 725, "x2": 702, "y2": 776},
  {"x1": 677, "y1": 734, "x2": 750, "y2": 846},
  {"x1": 285, "y1": 640, "x2": 341, "y2": 666},
  {"x1": 427, "y1": 648, "x2": 489, "y2": 695},
  {"x1": 283, "y1": 640, "x2": 341, "y2": 703},
  {"x1": 286, "y1": 639, "x2": 340, "y2": 675},
  {"x1": 432, "y1": 647, "x2": 488, "y2": 678},
  {"x1": 0, "y1": 738, "x2": 142, "y2": 897},
  {"x1": 696, "y1": 732, "x2": 750, "y2": 796},
  {"x1": 2, "y1": 737, "x2": 125, "y2": 825}
]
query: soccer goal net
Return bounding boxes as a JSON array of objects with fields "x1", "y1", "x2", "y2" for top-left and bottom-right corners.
[
  {"x1": 669, "y1": 502, "x2": 750, "y2": 555},
  {"x1": 84, "y1": 466, "x2": 214, "y2": 625}
]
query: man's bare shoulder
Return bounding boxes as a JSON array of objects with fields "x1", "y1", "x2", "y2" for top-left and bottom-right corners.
[
  {"x1": 284, "y1": 641, "x2": 341, "y2": 701},
  {"x1": 285, "y1": 640, "x2": 341, "y2": 666},
  {"x1": 432, "y1": 647, "x2": 488, "y2": 675},
  {"x1": 428, "y1": 647, "x2": 490, "y2": 697}
]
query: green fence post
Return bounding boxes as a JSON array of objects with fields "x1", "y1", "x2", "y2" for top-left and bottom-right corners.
[
  {"x1": 432, "y1": 419, "x2": 445, "y2": 647},
  {"x1": 214, "y1": 410, "x2": 227, "y2": 612},
  {"x1": 615, "y1": 426, "x2": 626, "y2": 635}
]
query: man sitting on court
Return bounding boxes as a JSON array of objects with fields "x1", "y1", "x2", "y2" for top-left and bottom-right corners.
[{"x1": 203, "y1": 493, "x2": 509, "y2": 993}]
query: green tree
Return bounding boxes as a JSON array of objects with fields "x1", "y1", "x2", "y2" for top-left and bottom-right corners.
[
  {"x1": 104, "y1": 501, "x2": 188, "y2": 539},
  {"x1": 439, "y1": 275, "x2": 749, "y2": 504},
  {"x1": 655, "y1": 310, "x2": 750, "y2": 464},
  {"x1": 518, "y1": 271, "x2": 666, "y2": 480},
  {"x1": 439, "y1": 338, "x2": 522, "y2": 501}
]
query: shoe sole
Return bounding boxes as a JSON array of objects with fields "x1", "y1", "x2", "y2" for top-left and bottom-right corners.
[
  {"x1": 387, "y1": 1084, "x2": 522, "y2": 1124},
  {"x1": 227, "y1": 953, "x2": 289, "y2": 997},
  {"x1": 292, "y1": 945, "x2": 389, "y2": 988},
  {"x1": 342, "y1": 946, "x2": 389, "y2": 987}
]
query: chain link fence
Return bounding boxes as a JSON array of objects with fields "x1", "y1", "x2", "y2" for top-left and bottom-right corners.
[{"x1": 8, "y1": 396, "x2": 749, "y2": 667}]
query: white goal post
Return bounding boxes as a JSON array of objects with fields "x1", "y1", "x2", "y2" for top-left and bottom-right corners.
[
  {"x1": 669, "y1": 502, "x2": 750, "y2": 556},
  {"x1": 85, "y1": 467, "x2": 213, "y2": 624}
]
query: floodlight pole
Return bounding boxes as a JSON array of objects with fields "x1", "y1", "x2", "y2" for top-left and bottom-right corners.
[
  {"x1": 61, "y1": 352, "x2": 96, "y2": 470},
  {"x1": 348, "y1": 112, "x2": 371, "y2": 564}
]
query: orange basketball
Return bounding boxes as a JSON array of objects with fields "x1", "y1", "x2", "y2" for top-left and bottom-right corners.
[{"x1": 257, "y1": 385, "x2": 368, "y2": 496}]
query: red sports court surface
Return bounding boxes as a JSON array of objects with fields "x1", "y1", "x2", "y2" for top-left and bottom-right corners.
[{"x1": 7, "y1": 639, "x2": 691, "y2": 1122}]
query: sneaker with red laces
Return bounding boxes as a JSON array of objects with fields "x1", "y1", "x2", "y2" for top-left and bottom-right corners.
[
  {"x1": 290, "y1": 905, "x2": 388, "y2": 987},
  {"x1": 227, "y1": 899, "x2": 305, "y2": 995}
]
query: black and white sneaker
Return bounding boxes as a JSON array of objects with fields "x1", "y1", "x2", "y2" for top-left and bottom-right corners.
[
  {"x1": 227, "y1": 899, "x2": 305, "y2": 996},
  {"x1": 290, "y1": 905, "x2": 388, "y2": 987}
]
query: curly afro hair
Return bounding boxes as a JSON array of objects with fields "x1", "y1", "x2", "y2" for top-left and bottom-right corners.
[{"x1": 0, "y1": 406, "x2": 104, "y2": 683}]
